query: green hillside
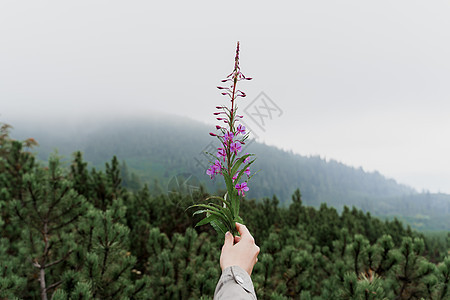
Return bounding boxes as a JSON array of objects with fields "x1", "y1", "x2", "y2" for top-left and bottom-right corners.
[{"x1": 9, "y1": 115, "x2": 450, "y2": 231}]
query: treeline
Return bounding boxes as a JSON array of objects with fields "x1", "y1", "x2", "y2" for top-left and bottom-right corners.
[
  {"x1": 10, "y1": 117, "x2": 450, "y2": 231},
  {"x1": 1, "y1": 124, "x2": 449, "y2": 299}
]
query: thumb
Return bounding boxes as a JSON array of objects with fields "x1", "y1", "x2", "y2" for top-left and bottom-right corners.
[{"x1": 223, "y1": 231, "x2": 234, "y2": 248}]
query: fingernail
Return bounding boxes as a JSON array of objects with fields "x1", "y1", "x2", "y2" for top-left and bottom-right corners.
[{"x1": 225, "y1": 231, "x2": 231, "y2": 237}]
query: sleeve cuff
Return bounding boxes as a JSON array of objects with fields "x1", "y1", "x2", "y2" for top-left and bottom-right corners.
[{"x1": 214, "y1": 265, "x2": 257, "y2": 299}]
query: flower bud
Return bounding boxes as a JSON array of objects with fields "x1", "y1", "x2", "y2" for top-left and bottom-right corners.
[
  {"x1": 209, "y1": 132, "x2": 217, "y2": 136},
  {"x1": 216, "y1": 125, "x2": 222, "y2": 130}
]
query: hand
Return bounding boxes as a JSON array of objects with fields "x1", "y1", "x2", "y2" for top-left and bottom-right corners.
[{"x1": 220, "y1": 222, "x2": 260, "y2": 275}]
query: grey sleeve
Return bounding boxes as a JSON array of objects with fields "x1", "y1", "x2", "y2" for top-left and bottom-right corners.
[{"x1": 214, "y1": 266, "x2": 257, "y2": 300}]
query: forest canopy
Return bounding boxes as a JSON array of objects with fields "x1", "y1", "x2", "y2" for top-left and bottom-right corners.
[
  {"x1": 10, "y1": 117, "x2": 450, "y2": 232},
  {"x1": 0, "y1": 123, "x2": 449, "y2": 299}
]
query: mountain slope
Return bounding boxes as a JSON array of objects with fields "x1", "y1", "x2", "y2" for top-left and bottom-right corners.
[{"x1": 8, "y1": 114, "x2": 450, "y2": 230}]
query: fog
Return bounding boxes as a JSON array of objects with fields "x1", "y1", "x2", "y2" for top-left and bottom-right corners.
[{"x1": 1, "y1": 1, "x2": 450, "y2": 193}]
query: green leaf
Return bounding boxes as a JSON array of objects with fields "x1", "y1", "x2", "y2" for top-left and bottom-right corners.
[
  {"x1": 222, "y1": 192, "x2": 237, "y2": 219},
  {"x1": 190, "y1": 204, "x2": 233, "y2": 232},
  {"x1": 246, "y1": 169, "x2": 260, "y2": 181},
  {"x1": 222, "y1": 172, "x2": 235, "y2": 199},
  {"x1": 231, "y1": 152, "x2": 237, "y2": 166},
  {"x1": 230, "y1": 153, "x2": 254, "y2": 178},
  {"x1": 195, "y1": 214, "x2": 219, "y2": 227},
  {"x1": 192, "y1": 206, "x2": 227, "y2": 221},
  {"x1": 235, "y1": 159, "x2": 256, "y2": 185},
  {"x1": 234, "y1": 193, "x2": 240, "y2": 218},
  {"x1": 222, "y1": 192, "x2": 232, "y2": 209},
  {"x1": 236, "y1": 215, "x2": 244, "y2": 224},
  {"x1": 205, "y1": 195, "x2": 224, "y2": 201},
  {"x1": 208, "y1": 202, "x2": 234, "y2": 222},
  {"x1": 240, "y1": 133, "x2": 250, "y2": 143},
  {"x1": 192, "y1": 209, "x2": 231, "y2": 230},
  {"x1": 205, "y1": 195, "x2": 231, "y2": 208},
  {"x1": 192, "y1": 209, "x2": 215, "y2": 216},
  {"x1": 204, "y1": 151, "x2": 220, "y2": 164},
  {"x1": 211, "y1": 219, "x2": 227, "y2": 235},
  {"x1": 188, "y1": 203, "x2": 222, "y2": 213}
]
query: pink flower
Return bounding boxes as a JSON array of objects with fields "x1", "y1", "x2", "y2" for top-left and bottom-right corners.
[
  {"x1": 217, "y1": 148, "x2": 226, "y2": 158},
  {"x1": 235, "y1": 182, "x2": 249, "y2": 196},
  {"x1": 206, "y1": 160, "x2": 223, "y2": 179},
  {"x1": 244, "y1": 167, "x2": 250, "y2": 177},
  {"x1": 230, "y1": 141, "x2": 241, "y2": 154},
  {"x1": 206, "y1": 167, "x2": 215, "y2": 179},
  {"x1": 213, "y1": 160, "x2": 222, "y2": 171},
  {"x1": 224, "y1": 131, "x2": 234, "y2": 142},
  {"x1": 232, "y1": 172, "x2": 238, "y2": 182},
  {"x1": 236, "y1": 124, "x2": 246, "y2": 135}
]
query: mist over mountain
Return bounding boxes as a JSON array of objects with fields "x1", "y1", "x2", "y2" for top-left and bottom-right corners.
[{"x1": 7, "y1": 114, "x2": 450, "y2": 231}]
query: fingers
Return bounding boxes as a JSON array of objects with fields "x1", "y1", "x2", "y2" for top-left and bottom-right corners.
[
  {"x1": 234, "y1": 236, "x2": 242, "y2": 243},
  {"x1": 235, "y1": 222, "x2": 251, "y2": 238},
  {"x1": 223, "y1": 231, "x2": 234, "y2": 248}
]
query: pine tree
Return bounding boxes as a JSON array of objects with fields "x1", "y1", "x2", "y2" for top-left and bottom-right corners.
[
  {"x1": 10, "y1": 154, "x2": 88, "y2": 299},
  {"x1": 392, "y1": 237, "x2": 436, "y2": 299},
  {"x1": 434, "y1": 256, "x2": 450, "y2": 300},
  {"x1": 0, "y1": 124, "x2": 37, "y2": 245},
  {"x1": 75, "y1": 207, "x2": 138, "y2": 299},
  {"x1": 0, "y1": 237, "x2": 26, "y2": 299},
  {"x1": 70, "y1": 151, "x2": 91, "y2": 199}
]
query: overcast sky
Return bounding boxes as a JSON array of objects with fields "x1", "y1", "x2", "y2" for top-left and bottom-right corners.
[{"x1": 1, "y1": 1, "x2": 450, "y2": 193}]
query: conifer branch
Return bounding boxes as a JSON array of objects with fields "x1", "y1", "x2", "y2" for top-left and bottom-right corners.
[
  {"x1": 45, "y1": 280, "x2": 62, "y2": 293},
  {"x1": 44, "y1": 251, "x2": 72, "y2": 269},
  {"x1": 48, "y1": 186, "x2": 69, "y2": 213},
  {"x1": 27, "y1": 182, "x2": 44, "y2": 223}
]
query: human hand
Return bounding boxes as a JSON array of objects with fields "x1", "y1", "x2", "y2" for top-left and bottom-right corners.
[{"x1": 220, "y1": 222, "x2": 260, "y2": 275}]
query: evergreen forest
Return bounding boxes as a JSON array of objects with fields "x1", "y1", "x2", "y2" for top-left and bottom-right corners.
[
  {"x1": 10, "y1": 116, "x2": 450, "y2": 232},
  {"x1": 1, "y1": 123, "x2": 449, "y2": 299}
]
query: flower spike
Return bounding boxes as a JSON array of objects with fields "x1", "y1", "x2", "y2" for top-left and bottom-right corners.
[{"x1": 190, "y1": 41, "x2": 257, "y2": 237}]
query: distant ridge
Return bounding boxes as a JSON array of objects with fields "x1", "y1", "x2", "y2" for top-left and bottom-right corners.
[{"x1": 8, "y1": 115, "x2": 450, "y2": 231}]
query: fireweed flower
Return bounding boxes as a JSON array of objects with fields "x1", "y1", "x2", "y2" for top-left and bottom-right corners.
[
  {"x1": 232, "y1": 172, "x2": 238, "y2": 182},
  {"x1": 235, "y1": 182, "x2": 249, "y2": 196},
  {"x1": 224, "y1": 131, "x2": 234, "y2": 142},
  {"x1": 206, "y1": 167, "x2": 215, "y2": 179},
  {"x1": 189, "y1": 42, "x2": 257, "y2": 236},
  {"x1": 230, "y1": 141, "x2": 242, "y2": 154},
  {"x1": 217, "y1": 148, "x2": 226, "y2": 159},
  {"x1": 214, "y1": 159, "x2": 222, "y2": 169},
  {"x1": 237, "y1": 124, "x2": 246, "y2": 135}
]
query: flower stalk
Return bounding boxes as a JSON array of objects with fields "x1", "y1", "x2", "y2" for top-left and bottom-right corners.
[{"x1": 189, "y1": 42, "x2": 255, "y2": 236}]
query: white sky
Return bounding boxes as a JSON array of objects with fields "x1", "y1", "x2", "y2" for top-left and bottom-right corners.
[{"x1": 1, "y1": 1, "x2": 450, "y2": 193}]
